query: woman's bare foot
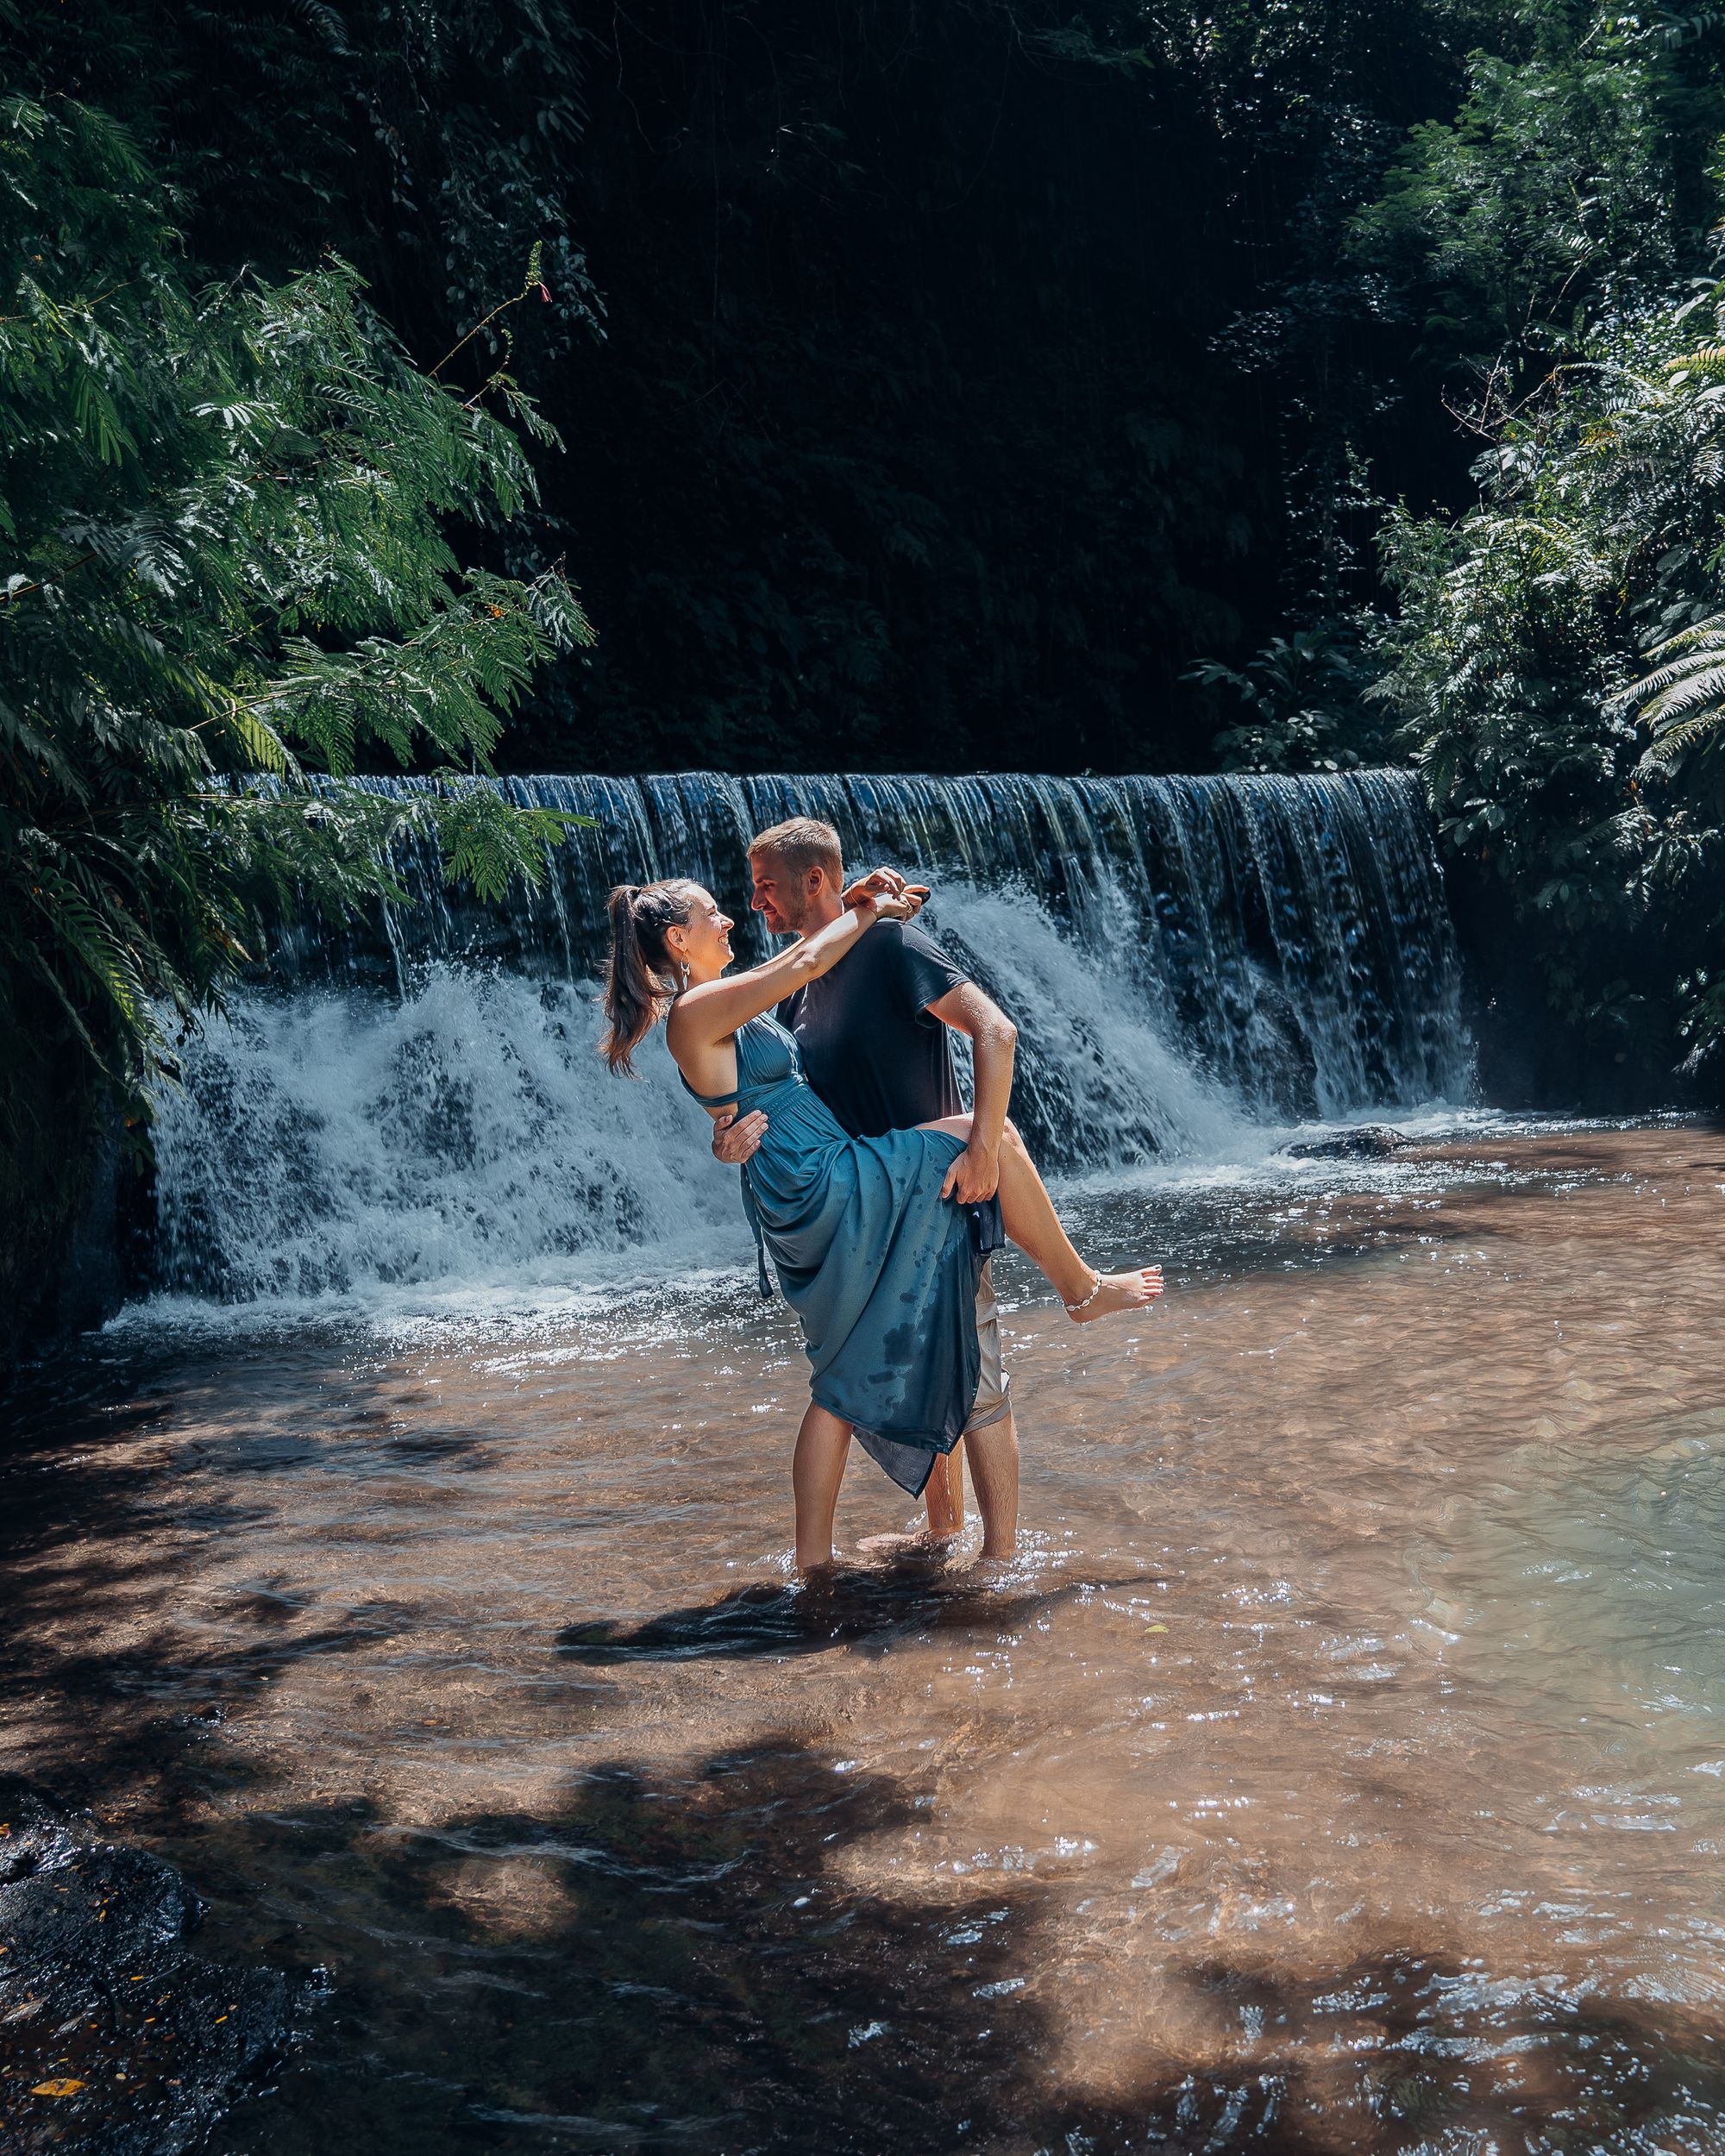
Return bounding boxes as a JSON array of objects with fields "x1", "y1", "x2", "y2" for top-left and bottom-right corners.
[
  {"x1": 1065, "y1": 1265, "x2": 1164, "y2": 1323},
  {"x1": 796, "y1": 1551, "x2": 863, "y2": 1583},
  {"x1": 855, "y1": 1528, "x2": 957, "y2": 1557}
]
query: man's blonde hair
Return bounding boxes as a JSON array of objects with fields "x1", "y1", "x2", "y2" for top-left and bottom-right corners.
[{"x1": 748, "y1": 816, "x2": 844, "y2": 889}]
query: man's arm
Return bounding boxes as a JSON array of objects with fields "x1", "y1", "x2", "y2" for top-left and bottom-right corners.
[{"x1": 927, "y1": 981, "x2": 1017, "y2": 1202}]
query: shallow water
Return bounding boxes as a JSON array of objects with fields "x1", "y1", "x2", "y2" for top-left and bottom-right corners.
[{"x1": 5, "y1": 1122, "x2": 1725, "y2": 2153}]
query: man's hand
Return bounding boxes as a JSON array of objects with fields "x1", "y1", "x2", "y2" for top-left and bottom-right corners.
[
  {"x1": 941, "y1": 1138, "x2": 1000, "y2": 1203},
  {"x1": 712, "y1": 1109, "x2": 768, "y2": 1166}
]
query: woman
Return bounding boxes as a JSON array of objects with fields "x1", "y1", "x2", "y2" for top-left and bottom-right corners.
[{"x1": 601, "y1": 873, "x2": 1162, "y2": 1570}]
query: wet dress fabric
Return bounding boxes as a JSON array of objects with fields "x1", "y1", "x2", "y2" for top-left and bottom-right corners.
[{"x1": 681, "y1": 1013, "x2": 983, "y2": 1495}]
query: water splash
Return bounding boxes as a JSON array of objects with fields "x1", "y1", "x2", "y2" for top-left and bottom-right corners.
[
  {"x1": 151, "y1": 970, "x2": 751, "y2": 1304},
  {"x1": 282, "y1": 769, "x2": 1470, "y2": 1119},
  {"x1": 925, "y1": 879, "x2": 1249, "y2": 1167}
]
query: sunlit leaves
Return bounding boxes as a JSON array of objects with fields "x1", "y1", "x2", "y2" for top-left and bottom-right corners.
[
  {"x1": 0, "y1": 92, "x2": 594, "y2": 1140},
  {"x1": 1377, "y1": 260, "x2": 1725, "y2": 1073}
]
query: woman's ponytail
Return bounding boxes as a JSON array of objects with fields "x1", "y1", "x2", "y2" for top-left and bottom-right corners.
[{"x1": 600, "y1": 879, "x2": 700, "y2": 1074}]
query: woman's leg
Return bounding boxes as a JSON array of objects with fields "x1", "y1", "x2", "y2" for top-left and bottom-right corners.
[
  {"x1": 922, "y1": 1116, "x2": 1164, "y2": 1320},
  {"x1": 792, "y1": 1401, "x2": 853, "y2": 1571},
  {"x1": 924, "y1": 1446, "x2": 965, "y2": 1538}
]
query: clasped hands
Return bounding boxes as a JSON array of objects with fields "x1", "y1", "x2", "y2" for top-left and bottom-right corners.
[{"x1": 841, "y1": 865, "x2": 930, "y2": 920}]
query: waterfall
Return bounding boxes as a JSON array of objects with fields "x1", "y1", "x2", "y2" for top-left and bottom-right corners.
[{"x1": 147, "y1": 770, "x2": 1473, "y2": 1306}]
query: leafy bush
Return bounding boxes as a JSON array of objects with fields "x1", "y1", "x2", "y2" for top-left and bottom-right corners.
[
  {"x1": 0, "y1": 92, "x2": 592, "y2": 1169},
  {"x1": 1191, "y1": 622, "x2": 1397, "y2": 773},
  {"x1": 1196, "y1": 3, "x2": 1725, "y2": 1095},
  {"x1": 1374, "y1": 278, "x2": 1725, "y2": 1083}
]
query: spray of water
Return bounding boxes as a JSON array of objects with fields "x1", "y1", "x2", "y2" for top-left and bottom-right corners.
[
  {"x1": 922, "y1": 880, "x2": 1251, "y2": 1166},
  {"x1": 151, "y1": 969, "x2": 751, "y2": 1306}
]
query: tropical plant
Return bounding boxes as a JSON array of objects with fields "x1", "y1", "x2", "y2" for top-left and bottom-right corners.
[
  {"x1": 0, "y1": 90, "x2": 593, "y2": 1169},
  {"x1": 3, "y1": 0, "x2": 1542, "y2": 774},
  {"x1": 1355, "y1": 3, "x2": 1709, "y2": 385},
  {"x1": 1189, "y1": 622, "x2": 1396, "y2": 773},
  {"x1": 1372, "y1": 271, "x2": 1725, "y2": 1085}
]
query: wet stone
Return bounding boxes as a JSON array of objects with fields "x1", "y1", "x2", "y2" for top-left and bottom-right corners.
[
  {"x1": 0, "y1": 1777, "x2": 312, "y2": 2154},
  {"x1": 1280, "y1": 1125, "x2": 1412, "y2": 1159}
]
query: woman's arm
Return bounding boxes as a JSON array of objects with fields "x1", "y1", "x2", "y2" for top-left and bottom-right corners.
[{"x1": 668, "y1": 887, "x2": 919, "y2": 1053}]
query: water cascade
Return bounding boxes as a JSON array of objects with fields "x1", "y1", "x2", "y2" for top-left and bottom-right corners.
[{"x1": 149, "y1": 771, "x2": 1473, "y2": 1305}]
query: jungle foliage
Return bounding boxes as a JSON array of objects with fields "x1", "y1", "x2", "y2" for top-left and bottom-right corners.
[
  {"x1": 1375, "y1": 277, "x2": 1725, "y2": 1097},
  {"x1": 1198, "y1": 3, "x2": 1725, "y2": 1094},
  {"x1": 0, "y1": 86, "x2": 589, "y2": 1309},
  {"x1": 16, "y1": 0, "x2": 1532, "y2": 774},
  {"x1": 1365, "y1": 7, "x2": 1725, "y2": 1097}
]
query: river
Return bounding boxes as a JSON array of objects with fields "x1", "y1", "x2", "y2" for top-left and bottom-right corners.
[{"x1": 5, "y1": 1120, "x2": 1725, "y2": 2151}]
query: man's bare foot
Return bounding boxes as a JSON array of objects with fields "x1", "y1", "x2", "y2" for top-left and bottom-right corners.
[
  {"x1": 1065, "y1": 1265, "x2": 1164, "y2": 1323},
  {"x1": 968, "y1": 1549, "x2": 1021, "y2": 1580}
]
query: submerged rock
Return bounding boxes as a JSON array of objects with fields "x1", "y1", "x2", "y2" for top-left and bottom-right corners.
[
  {"x1": 1282, "y1": 1124, "x2": 1414, "y2": 1160},
  {"x1": 0, "y1": 1779, "x2": 311, "y2": 2154}
]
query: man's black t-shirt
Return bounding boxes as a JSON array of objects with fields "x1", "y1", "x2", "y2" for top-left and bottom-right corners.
[{"x1": 778, "y1": 919, "x2": 969, "y2": 1138}]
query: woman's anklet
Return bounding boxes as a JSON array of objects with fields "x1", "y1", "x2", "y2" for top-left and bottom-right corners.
[{"x1": 1063, "y1": 1269, "x2": 1103, "y2": 1315}]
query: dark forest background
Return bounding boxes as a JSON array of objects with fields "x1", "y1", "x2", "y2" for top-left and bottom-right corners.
[
  {"x1": 7, "y1": 0, "x2": 1725, "y2": 1340},
  {"x1": 26, "y1": 0, "x2": 1720, "y2": 774}
]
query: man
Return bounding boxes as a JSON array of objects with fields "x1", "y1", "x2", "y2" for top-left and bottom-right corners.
[{"x1": 712, "y1": 816, "x2": 1022, "y2": 1557}]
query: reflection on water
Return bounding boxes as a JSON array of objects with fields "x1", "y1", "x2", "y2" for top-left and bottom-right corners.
[{"x1": 3, "y1": 1123, "x2": 1725, "y2": 2152}]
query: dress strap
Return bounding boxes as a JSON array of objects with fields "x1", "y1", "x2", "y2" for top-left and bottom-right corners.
[
  {"x1": 675, "y1": 1019, "x2": 750, "y2": 1106},
  {"x1": 678, "y1": 1070, "x2": 739, "y2": 1108}
]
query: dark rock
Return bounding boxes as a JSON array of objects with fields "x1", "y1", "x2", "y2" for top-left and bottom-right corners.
[
  {"x1": 0, "y1": 1777, "x2": 314, "y2": 2154},
  {"x1": 1282, "y1": 1125, "x2": 1413, "y2": 1160}
]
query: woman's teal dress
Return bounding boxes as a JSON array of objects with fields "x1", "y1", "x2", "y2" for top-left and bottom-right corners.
[{"x1": 681, "y1": 1013, "x2": 986, "y2": 1496}]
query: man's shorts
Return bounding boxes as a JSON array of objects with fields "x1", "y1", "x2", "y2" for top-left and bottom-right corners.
[{"x1": 964, "y1": 1259, "x2": 1012, "y2": 1434}]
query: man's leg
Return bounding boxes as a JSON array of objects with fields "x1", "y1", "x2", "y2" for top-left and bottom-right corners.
[
  {"x1": 792, "y1": 1401, "x2": 851, "y2": 1573},
  {"x1": 963, "y1": 1410, "x2": 1019, "y2": 1559},
  {"x1": 961, "y1": 1258, "x2": 1019, "y2": 1557}
]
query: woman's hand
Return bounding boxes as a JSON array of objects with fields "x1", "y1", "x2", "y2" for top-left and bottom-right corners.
[{"x1": 844, "y1": 867, "x2": 930, "y2": 924}]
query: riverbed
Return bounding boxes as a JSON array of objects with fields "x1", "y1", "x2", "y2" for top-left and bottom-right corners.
[{"x1": 4, "y1": 1120, "x2": 1725, "y2": 2153}]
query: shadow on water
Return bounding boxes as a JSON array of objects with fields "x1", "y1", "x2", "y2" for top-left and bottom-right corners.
[
  {"x1": 0, "y1": 1344, "x2": 440, "y2": 1815},
  {"x1": 9, "y1": 1438, "x2": 1714, "y2": 2151},
  {"x1": 193, "y1": 1733, "x2": 1725, "y2": 2156},
  {"x1": 556, "y1": 1568, "x2": 1169, "y2": 1665},
  {"x1": 3, "y1": 1615, "x2": 1723, "y2": 2150},
  {"x1": 10, "y1": 1257, "x2": 1725, "y2": 2153}
]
